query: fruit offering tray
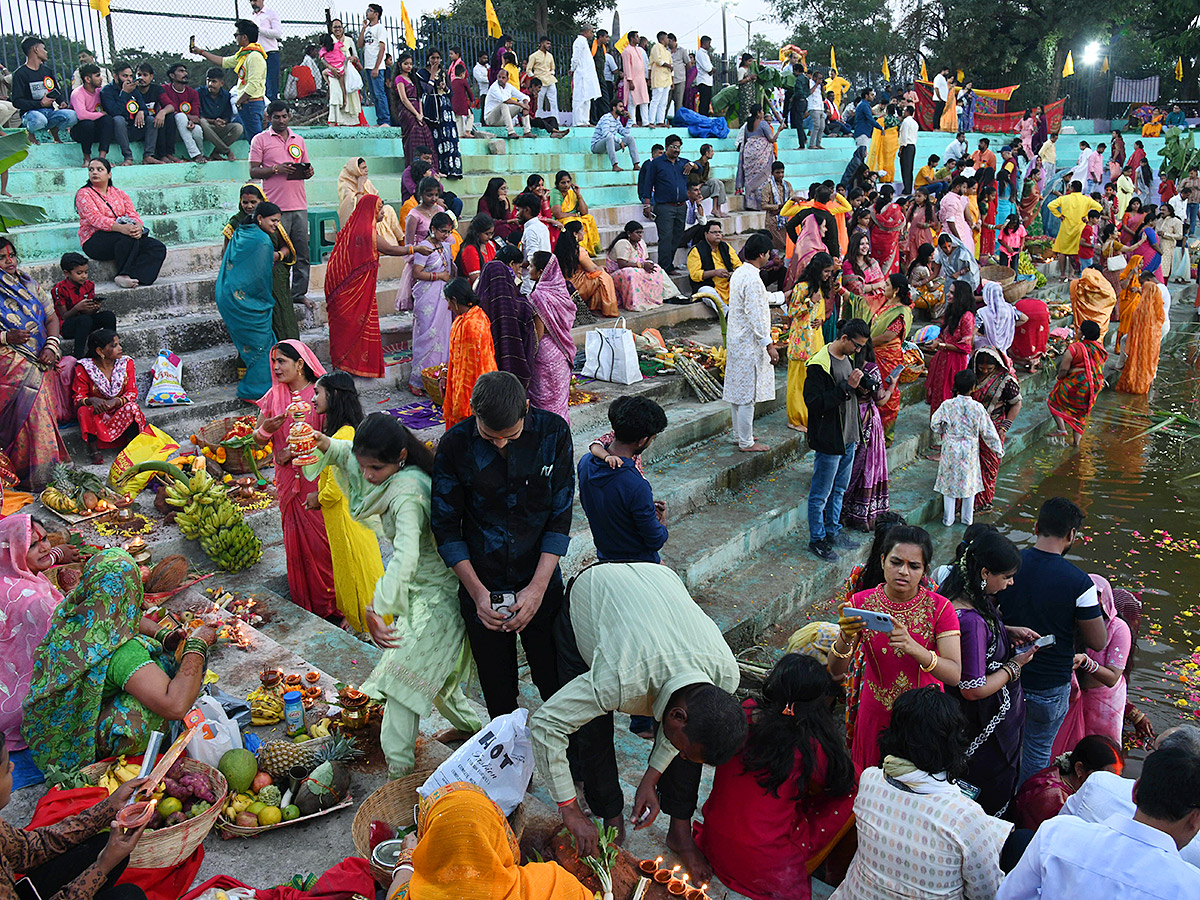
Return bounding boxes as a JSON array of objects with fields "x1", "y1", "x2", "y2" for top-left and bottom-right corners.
[{"x1": 215, "y1": 793, "x2": 354, "y2": 839}]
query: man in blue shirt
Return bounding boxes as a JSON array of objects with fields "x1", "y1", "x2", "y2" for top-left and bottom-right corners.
[
  {"x1": 199, "y1": 67, "x2": 244, "y2": 161},
  {"x1": 578, "y1": 395, "x2": 668, "y2": 563},
  {"x1": 853, "y1": 88, "x2": 881, "y2": 151},
  {"x1": 99, "y1": 62, "x2": 157, "y2": 165},
  {"x1": 432, "y1": 371, "x2": 574, "y2": 719},
  {"x1": 640, "y1": 133, "x2": 695, "y2": 275}
]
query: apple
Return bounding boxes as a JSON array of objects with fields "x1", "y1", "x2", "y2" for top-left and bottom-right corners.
[
  {"x1": 235, "y1": 811, "x2": 260, "y2": 828},
  {"x1": 251, "y1": 771, "x2": 273, "y2": 793}
]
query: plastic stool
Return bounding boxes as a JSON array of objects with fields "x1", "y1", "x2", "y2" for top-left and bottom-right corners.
[{"x1": 308, "y1": 207, "x2": 339, "y2": 264}]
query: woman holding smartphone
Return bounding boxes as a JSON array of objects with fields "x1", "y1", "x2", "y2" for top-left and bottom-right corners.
[{"x1": 828, "y1": 524, "x2": 962, "y2": 771}]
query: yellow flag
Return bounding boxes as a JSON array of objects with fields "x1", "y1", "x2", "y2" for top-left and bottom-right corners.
[
  {"x1": 400, "y1": 2, "x2": 416, "y2": 48},
  {"x1": 484, "y1": 0, "x2": 502, "y2": 40},
  {"x1": 1176, "y1": 56, "x2": 1184, "y2": 82},
  {"x1": 882, "y1": 56, "x2": 891, "y2": 81},
  {"x1": 1101, "y1": 55, "x2": 1109, "y2": 73},
  {"x1": 920, "y1": 58, "x2": 928, "y2": 82},
  {"x1": 614, "y1": 32, "x2": 628, "y2": 53},
  {"x1": 956, "y1": 68, "x2": 964, "y2": 83},
  {"x1": 1062, "y1": 51, "x2": 1074, "y2": 78},
  {"x1": 830, "y1": 46, "x2": 837, "y2": 73},
  {"x1": 88, "y1": 0, "x2": 110, "y2": 17}
]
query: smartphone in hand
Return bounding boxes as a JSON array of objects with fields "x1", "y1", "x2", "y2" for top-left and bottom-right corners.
[
  {"x1": 189, "y1": 35, "x2": 197, "y2": 53},
  {"x1": 841, "y1": 607, "x2": 896, "y2": 632}
]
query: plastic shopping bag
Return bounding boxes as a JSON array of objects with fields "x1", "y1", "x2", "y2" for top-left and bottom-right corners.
[
  {"x1": 186, "y1": 695, "x2": 243, "y2": 768},
  {"x1": 109, "y1": 425, "x2": 180, "y2": 495},
  {"x1": 418, "y1": 708, "x2": 534, "y2": 814},
  {"x1": 582, "y1": 316, "x2": 643, "y2": 385},
  {"x1": 147, "y1": 349, "x2": 192, "y2": 406}
]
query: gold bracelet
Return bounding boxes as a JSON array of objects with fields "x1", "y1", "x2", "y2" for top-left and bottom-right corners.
[
  {"x1": 920, "y1": 649, "x2": 939, "y2": 673},
  {"x1": 830, "y1": 640, "x2": 853, "y2": 660}
]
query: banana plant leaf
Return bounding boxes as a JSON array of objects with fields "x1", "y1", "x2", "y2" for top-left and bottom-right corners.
[{"x1": 0, "y1": 130, "x2": 46, "y2": 231}]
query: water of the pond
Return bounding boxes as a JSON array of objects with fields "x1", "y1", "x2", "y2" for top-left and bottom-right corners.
[{"x1": 990, "y1": 316, "x2": 1200, "y2": 768}]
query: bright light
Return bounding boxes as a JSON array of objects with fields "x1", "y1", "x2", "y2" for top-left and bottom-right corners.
[{"x1": 1083, "y1": 41, "x2": 1101, "y2": 66}]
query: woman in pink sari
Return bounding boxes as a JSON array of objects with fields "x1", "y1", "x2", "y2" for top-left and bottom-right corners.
[
  {"x1": 868, "y1": 188, "x2": 904, "y2": 275},
  {"x1": 1051, "y1": 574, "x2": 1131, "y2": 755},
  {"x1": 255, "y1": 340, "x2": 337, "y2": 620},
  {"x1": 526, "y1": 252, "x2": 576, "y2": 423},
  {"x1": 842, "y1": 230, "x2": 887, "y2": 314},
  {"x1": 0, "y1": 515, "x2": 65, "y2": 752},
  {"x1": 783, "y1": 213, "x2": 827, "y2": 292},
  {"x1": 903, "y1": 191, "x2": 937, "y2": 267}
]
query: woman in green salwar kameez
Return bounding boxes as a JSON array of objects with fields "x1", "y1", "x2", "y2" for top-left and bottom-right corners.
[{"x1": 306, "y1": 412, "x2": 480, "y2": 778}]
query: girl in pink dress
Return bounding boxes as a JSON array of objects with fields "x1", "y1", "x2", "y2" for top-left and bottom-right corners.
[
  {"x1": 826, "y1": 524, "x2": 962, "y2": 772},
  {"x1": 925, "y1": 281, "x2": 976, "y2": 414},
  {"x1": 255, "y1": 340, "x2": 337, "y2": 620},
  {"x1": 903, "y1": 192, "x2": 937, "y2": 267}
]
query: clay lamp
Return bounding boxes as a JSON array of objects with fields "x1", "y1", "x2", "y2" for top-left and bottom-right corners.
[
  {"x1": 116, "y1": 798, "x2": 157, "y2": 830},
  {"x1": 260, "y1": 668, "x2": 283, "y2": 690},
  {"x1": 284, "y1": 673, "x2": 303, "y2": 688},
  {"x1": 638, "y1": 857, "x2": 661, "y2": 877},
  {"x1": 123, "y1": 537, "x2": 151, "y2": 566},
  {"x1": 114, "y1": 494, "x2": 134, "y2": 523},
  {"x1": 652, "y1": 869, "x2": 673, "y2": 886},
  {"x1": 304, "y1": 670, "x2": 321, "y2": 684}
]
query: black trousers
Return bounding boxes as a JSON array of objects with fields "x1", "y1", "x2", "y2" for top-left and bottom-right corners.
[
  {"x1": 932, "y1": 100, "x2": 945, "y2": 129},
  {"x1": 457, "y1": 569, "x2": 565, "y2": 719},
  {"x1": 70, "y1": 116, "x2": 113, "y2": 156},
  {"x1": 21, "y1": 834, "x2": 145, "y2": 900},
  {"x1": 61, "y1": 308, "x2": 118, "y2": 358},
  {"x1": 899, "y1": 144, "x2": 917, "y2": 193},
  {"x1": 82, "y1": 231, "x2": 167, "y2": 286},
  {"x1": 697, "y1": 84, "x2": 712, "y2": 117},
  {"x1": 555, "y1": 589, "x2": 703, "y2": 821},
  {"x1": 792, "y1": 99, "x2": 807, "y2": 149}
]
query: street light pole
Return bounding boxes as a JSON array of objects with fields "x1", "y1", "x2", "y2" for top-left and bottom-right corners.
[
  {"x1": 721, "y1": 0, "x2": 729, "y2": 86},
  {"x1": 733, "y1": 15, "x2": 760, "y2": 56}
]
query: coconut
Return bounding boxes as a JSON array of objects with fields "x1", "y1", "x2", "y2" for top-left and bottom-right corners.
[
  {"x1": 146, "y1": 555, "x2": 188, "y2": 593},
  {"x1": 294, "y1": 761, "x2": 349, "y2": 816}
]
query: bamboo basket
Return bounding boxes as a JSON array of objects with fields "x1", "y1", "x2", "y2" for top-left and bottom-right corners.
[
  {"x1": 352, "y1": 773, "x2": 526, "y2": 882},
  {"x1": 197, "y1": 418, "x2": 258, "y2": 475},
  {"x1": 79, "y1": 757, "x2": 226, "y2": 869},
  {"x1": 420, "y1": 367, "x2": 445, "y2": 406},
  {"x1": 979, "y1": 265, "x2": 1016, "y2": 287},
  {"x1": 216, "y1": 793, "x2": 353, "y2": 839},
  {"x1": 1002, "y1": 279, "x2": 1036, "y2": 303}
]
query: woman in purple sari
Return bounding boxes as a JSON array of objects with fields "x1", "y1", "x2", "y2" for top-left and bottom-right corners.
[
  {"x1": 395, "y1": 52, "x2": 436, "y2": 166},
  {"x1": 474, "y1": 256, "x2": 537, "y2": 390},
  {"x1": 526, "y1": 251, "x2": 576, "y2": 422},
  {"x1": 941, "y1": 530, "x2": 1037, "y2": 816},
  {"x1": 840, "y1": 343, "x2": 892, "y2": 531},
  {"x1": 409, "y1": 211, "x2": 457, "y2": 394}
]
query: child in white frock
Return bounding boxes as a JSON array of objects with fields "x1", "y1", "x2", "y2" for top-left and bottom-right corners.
[{"x1": 931, "y1": 368, "x2": 1004, "y2": 526}]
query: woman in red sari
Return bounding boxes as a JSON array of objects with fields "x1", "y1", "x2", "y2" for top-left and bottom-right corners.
[
  {"x1": 978, "y1": 182, "x2": 997, "y2": 258},
  {"x1": 326, "y1": 194, "x2": 411, "y2": 378},
  {"x1": 902, "y1": 191, "x2": 937, "y2": 267},
  {"x1": 255, "y1": 340, "x2": 337, "y2": 620},
  {"x1": 826, "y1": 525, "x2": 961, "y2": 772},
  {"x1": 842, "y1": 231, "x2": 887, "y2": 314},
  {"x1": 925, "y1": 281, "x2": 976, "y2": 414},
  {"x1": 72, "y1": 329, "x2": 149, "y2": 464},
  {"x1": 456, "y1": 213, "x2": 497, "y2": 289},
  {"x1": 868, "y1": 188, "x2": 904, "y2": 276},
  {"x1": 695, "y1": 655, "x2": 856, "y2": 900},
  {"x1": 1047, "y1": 319, "x2": 1108, "y2": 446},
  {"x1": 1012, "y1": 734, "x2": 1123, "y2": 831},
  {"x1": 870, "y1": 274, "x2": 913, "y2": 445}
]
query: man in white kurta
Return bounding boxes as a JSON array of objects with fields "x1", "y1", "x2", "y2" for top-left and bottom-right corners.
[
  {"x1": 570, "y1": 26, "x2": 600, "y2": 129},
  {"x1": 723, "y1": 234, "x2": 781, "y2": 452}
]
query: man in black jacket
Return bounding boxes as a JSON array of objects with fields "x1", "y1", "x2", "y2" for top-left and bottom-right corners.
[{"x1": 803, "y1": 318, "x2": 870, "y2": 561}]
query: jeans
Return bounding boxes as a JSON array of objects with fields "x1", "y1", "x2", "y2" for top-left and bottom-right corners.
[
  {"x1": 591, "y1": 132, "x2": 639, "y2": 168},
  {"x1": 173, "y1": 113, "x2": 203, "y2": 159},
  {"x1": 109, "y1": 116, "x2": 133, "y2": 160},
  {"x1": 69, "y1": 115, "x2": 113, "y2": 156},
  {"x1": 1187, "y1": 201, "x2": 1199, "y2": 236},
  {"x1": 808, "y1": 109, "x2": 825, "y2": 149},
  {"x1": 199, "y1": 118, "x2": 244, "y2": 155},
  {"x1": 238, "y1": 99, "x2": 265, "y2": 141},
  {"x1": 367, "y1": 70, "x2": 389, "y2": 124},
  {"x1": 277, "y1": 209, "x2": 310, "y2": 300},
  {"x1": 22, "y1": 107, "x2": 77, "y2": 133},
  {"x1": 265, "y1": 50, "x2": 281, "y2": 101},
  {"x1": 1020, "y1": 682, "x2": 1071, "y2": 786},
  {"x1": 808, "y1": 442, "x2": 857, "y2": 542},
  {"x1": 653, "y1": 202, "x2": 686, "y2": 273}
]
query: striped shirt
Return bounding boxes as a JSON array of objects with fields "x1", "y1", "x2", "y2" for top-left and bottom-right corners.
[{"x1": 530, "y1": 562, "x2": 739, "y2": 804}]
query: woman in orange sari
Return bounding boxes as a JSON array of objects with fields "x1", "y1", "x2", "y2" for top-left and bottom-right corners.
[
  {"x1": 868, "y1": 188, "x2": 904, "y2": 276},
  {"x1": 1047, "y1": 319, "x2": 1108, "y2": 445},
  {"x1": 871, "y1": 273, "x2": 913, "y2": 444},
  {"x1": 326, "y1": 194, "x2": 412, "y2": 378},
  {"x1": 442, "y1": 278, "x2": 496, "y2": 430},
  {"x1": 1113, "y1": 256, "x2": 1146, "y2": 354},
  {"x1": 385, "y1": 781, "x2": 591, "y2": 900},
  {"x1": 556, "y1": 222, "x2": 617, "y2": 317},
  {"x1": 1115, "y1": 272, "x2": 1166, "y2": 395}
]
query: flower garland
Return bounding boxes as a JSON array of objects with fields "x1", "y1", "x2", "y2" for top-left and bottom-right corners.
[{"x1": 94, "y1": 515, "x2": 153, "y2": 538}]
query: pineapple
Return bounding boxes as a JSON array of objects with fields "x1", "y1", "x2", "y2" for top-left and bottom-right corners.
[
  {"x1": 256, "y1": 733, "x2": 362, "y2": 778},
  {"x1": 312, "y1": 733, "x2": 362, "y2": 765}
]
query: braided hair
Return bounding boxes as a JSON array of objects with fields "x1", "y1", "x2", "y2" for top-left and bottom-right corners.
[{"x1": 938, "y1": 530, "x2": 1021, "y2": 637}]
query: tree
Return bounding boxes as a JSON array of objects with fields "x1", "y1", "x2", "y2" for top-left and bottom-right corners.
[
  {"x1": 444, "y1": 0, "x2": 612, "y2": 38},
  {"x1": 768, "y1": 0, "x2": 896, "y2": 75},
  {"x1": 748, "y1": 33, "x2": 776, "y2": 61}
]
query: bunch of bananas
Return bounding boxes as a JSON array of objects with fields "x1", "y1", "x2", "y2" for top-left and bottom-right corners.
[
  {"x1": 708, "y1": 346, "x2": 728, "y2": 377},
  {"x1": 162, "y1": 469, "x2": 263, "y2": 573},
  {"x1": 97, "y1": 755, "x2": 144, "y2": 793},
  {"x1": 249, "y1": 687, "x2": 285, "y2": 725},
  {"x1": 41, "y1": 484, "x2": 81, "y2": 514},
  {"x1": 309, "y1": 717, "x2": 333, "y2": 739}
]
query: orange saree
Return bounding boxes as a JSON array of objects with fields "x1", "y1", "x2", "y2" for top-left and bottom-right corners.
[
  {"x1": 326, "y1": 194, "x2": 384, "y2": 377},
  {"x1": 443, "y1": 305, "x2": 497, "y2": 429},
  {"x1": 1115, "y1": 281, "x2": 1165, "y2": 395}
]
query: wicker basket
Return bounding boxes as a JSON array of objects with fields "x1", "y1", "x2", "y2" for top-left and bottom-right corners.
[
  {"x1": 197, "y1": 417, "x2": 258, "y2": 475},
  {"x1": 1002, "y1": 278, "x2": 1036, "y2": 303},
  {"x1": 979, "y1": 265, "x2": 1016, "y2": 287},
  {"x1": 351, "y1": 774, "x2": 526, "y2": 882},
  {"x1": 420, "y1": 367, "x2": 445, "y2": 406},
  {"x1": 79, "y1": 756, "x2": 226, "y2": 869}
]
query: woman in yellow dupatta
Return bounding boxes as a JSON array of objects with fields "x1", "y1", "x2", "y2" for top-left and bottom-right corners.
[
  {"x1": 940, "y1": 82, "x2": 959, "y2": 131},
  {"x1": 1113, "y1": 256, "x2": 1146, "y2": 354},
  {"x1": 1115, "y1": 272, "x2": 1165, "y2": 395},
  {"x1": 785, "y1": 251, "x2": 834, "y2": 432},
  {"x1": 871, "y1": 274, "x2": 914, "y2": 444},
  {"x1": 386, "y1": 782, "x2": 592, "y2": 900},
  {"x1": 550, "y1": 171, "x2": 600, "y2": 256},
  {"x1": 337, "y1": 157, "x2": 403, "y2": 245},
  {"x1": 866, "y1": 104, "x2": 901, "y2": 183}
]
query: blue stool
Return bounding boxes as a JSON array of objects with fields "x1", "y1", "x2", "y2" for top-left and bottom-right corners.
[{"x1": 308, "y1": 207, "x2": 339, "y2": 264}]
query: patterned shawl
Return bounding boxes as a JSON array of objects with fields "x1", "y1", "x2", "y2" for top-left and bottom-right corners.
[{"x1": 475, "y1": 261, "x2": 537, "y2": 390}]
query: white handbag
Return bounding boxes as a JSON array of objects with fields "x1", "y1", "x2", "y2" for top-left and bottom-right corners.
[{"x1": 583, "y1": 316, "x2": 643, "y2": 385}]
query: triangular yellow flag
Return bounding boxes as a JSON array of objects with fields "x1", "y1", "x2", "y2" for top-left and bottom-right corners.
[
  {"x1": 88, "y1": 0, "x2": 110, "y2": 17},
  {"x1": 614, "y1": 32, "x2": 628, "y2": 53},
  {"x1": 1062, "y1": 51, "x2": 1074, "y2": 78},
  {"x1": 484, "y1": 0, "x2": 502, "y2": 40},
  {"x1": 1176, "y1": 56, "x2": 1184, "y2": 82},
  {"x1": 1101, "y1": 55, "x2": 1109, "y2": 73},
  {"x1": 882, "y1": 56, "x2": 891, "y2": 81},
  {"x1": 400, "y1": 1, "x2": 416, "y2": 48},
  {"x1": 956, "y1": 68, "x2": 964, "y2": 83},
  {"x1": 830, "y1": 46, "x2": 837, "y2": 73},
  {"x1": 920, "y1": 58, "x2": 929, "y2": 82}
]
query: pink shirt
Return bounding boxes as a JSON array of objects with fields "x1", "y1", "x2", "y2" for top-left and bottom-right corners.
[
  {"x1": 69, "y1": 85, "x2": 104, "y2": 120},
  {"x1": 248, "y1": 127, "x2": 309, "y2": 211},
  {"x1": 999, "y1": 224, "x2": 1027, "y2": 252},
  {"x1": 938, "y1": 191, "x2": 971, "y2": 246},
  {"x1": 75, "y1": 184, "x2": 142, "y2": 245}
]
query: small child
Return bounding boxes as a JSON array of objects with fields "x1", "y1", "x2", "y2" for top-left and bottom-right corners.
[
  {"x1": 1078, "y1": 209, "x2": 1102, "y2": 271},
  {"x1": 996, "y1": 214, "x2": 1027, "y2": 269},
  {"x1": 931, "y1": 369, "x2": 1003, "y2": 527},
  {"x1": 51, "y1": 252, "x2": 117, "y2": 359}
]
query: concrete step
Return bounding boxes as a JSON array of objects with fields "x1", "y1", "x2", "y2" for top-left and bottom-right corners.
[
  {"x1": 7, "y1": 175, "x2": 242, "y2": 224},
  {"x1": 10, "y1": 209, "x2": 231, "y2": 263}
]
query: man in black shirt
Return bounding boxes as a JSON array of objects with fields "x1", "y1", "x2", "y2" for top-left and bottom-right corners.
[
  {"x1": 11, "y1": 36, "x2": 77, "y2": 143},
  {"x1": 431, "y1": 371, "x2": 574, "y2": 718},
  {"x1": 133, "y1": 63, "x2": 171, "y2": 163},
  {"x1": 199, "y1": 68, "x2": 244, "y2": 161}
]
